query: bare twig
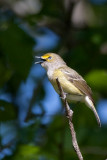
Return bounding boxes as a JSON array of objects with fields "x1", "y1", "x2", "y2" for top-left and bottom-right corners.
[{"x1": 56, "y1": 78, "x2": 83, "y2": 160}]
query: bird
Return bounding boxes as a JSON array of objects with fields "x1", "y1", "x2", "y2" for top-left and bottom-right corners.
[{"x1": 35, "y1": 53, "x2": 101, "y2": 127}]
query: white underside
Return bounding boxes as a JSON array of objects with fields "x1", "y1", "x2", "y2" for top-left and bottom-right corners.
[{"x1": 66, "y1": 94, "x2": 85, "y2": 102}]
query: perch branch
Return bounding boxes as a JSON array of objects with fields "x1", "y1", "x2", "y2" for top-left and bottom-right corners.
[{"x1": 56, "y1": 78, "x2": 83, "y2": 160}]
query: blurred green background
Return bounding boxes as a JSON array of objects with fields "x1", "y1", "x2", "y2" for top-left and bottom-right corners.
[{"x1": 0, "y1": 0, "x2": 107, "y2": 160}]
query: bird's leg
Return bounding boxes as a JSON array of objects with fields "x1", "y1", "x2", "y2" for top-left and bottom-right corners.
[
  {"x1": 59, "y1": 92, "x2": 67, "y2": 100},
  {"x1": 64, "y1": 99, "x2": 73, "y2": 120}
]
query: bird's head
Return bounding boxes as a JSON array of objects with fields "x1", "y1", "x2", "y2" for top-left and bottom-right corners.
[{"x1": 35, "y1": 53, "x2": 66, "y2": 71}]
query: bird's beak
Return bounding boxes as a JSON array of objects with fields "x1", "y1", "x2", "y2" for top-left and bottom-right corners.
[{"x1": 35, "y1": 56, "x2": 46, "y2": 64}]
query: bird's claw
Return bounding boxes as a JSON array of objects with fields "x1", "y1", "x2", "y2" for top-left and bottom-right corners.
[{"x1": 59, "y1": 94, "x2": 66, "y2": 100}]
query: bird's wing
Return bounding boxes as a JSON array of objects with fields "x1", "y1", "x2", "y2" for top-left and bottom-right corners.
[{"x1": 60, "y1": 66, "x2": 93, "y2": 102}]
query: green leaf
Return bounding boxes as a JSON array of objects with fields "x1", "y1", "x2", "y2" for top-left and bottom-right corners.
[
  {"x1": 11, "y1": 144, "x2": 40, "y2": 160},
  {"x1": 85, "y1": 70, "x2": 107, "y2": 93},
  {"x1": 0, "y1": 59, "x2": 12, "y2": 87},
  {"x1": 0, "y1": 100, "x2": 16, "y2": 121},
  {"x1": 0, "y1": 22, "x2": 35, "y2": 79}
]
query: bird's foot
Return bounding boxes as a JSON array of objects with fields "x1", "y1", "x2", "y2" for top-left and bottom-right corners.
[{"x1": 59, "y1": 93, "x2": 67, "y2": 100}]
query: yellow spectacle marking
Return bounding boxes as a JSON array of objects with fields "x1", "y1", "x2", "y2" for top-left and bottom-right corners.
[{"x1": 41, "y1": 54, "x2": 50, "y2": 59}]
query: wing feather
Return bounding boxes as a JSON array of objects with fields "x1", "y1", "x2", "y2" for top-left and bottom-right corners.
[{"x1": 60, "y1": 67, "x2": 93, "y2": 102}]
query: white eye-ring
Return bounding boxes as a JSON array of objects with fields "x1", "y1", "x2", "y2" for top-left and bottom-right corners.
[{"x1": 48, "y1": 56, "x2": 52, "y2": 60}]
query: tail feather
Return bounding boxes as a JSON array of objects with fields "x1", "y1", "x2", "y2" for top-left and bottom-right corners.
[{"x1": 85, "y1": 96, "x2": 101, "y2": 127}]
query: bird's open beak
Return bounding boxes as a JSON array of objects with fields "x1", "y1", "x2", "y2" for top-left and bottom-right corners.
[{"x1": 35, "y1": 56, "x2": 46, "y2": 64}]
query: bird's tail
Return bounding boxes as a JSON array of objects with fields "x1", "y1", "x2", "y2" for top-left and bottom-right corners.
[{"x1": 85, "y1": 96, "x2": 101, "y2": 127}]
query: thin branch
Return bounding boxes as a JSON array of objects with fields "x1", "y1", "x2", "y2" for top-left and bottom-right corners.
[{"x1": 56, "y1": 78, "x2": 83, "y2": 160}]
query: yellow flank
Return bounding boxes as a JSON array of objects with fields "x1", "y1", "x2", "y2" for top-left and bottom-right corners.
[{"x1": 50, "y1": 69, "x2": 83, "y2": 96}]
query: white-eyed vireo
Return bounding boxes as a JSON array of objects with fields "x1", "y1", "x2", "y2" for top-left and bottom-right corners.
[{"x1": 35, "y1": 53, "x2": 101, "y2": 127}]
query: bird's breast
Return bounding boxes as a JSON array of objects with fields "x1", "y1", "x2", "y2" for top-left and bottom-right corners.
[{"x1": 48, "y1": 69, "x2": 83, "y2": 98}]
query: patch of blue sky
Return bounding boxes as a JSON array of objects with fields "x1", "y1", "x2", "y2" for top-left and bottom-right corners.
[
  {"x1": 15, "y1": 64, "x2": 45, "y2": 123},
  {"x1": 97, "y1": 99, "x2": 107, "y2": 125},
  {"x1": 89, "y1": 0, "x2": 107, "y2": 4},
  {"x1": 1, "y1": 148, "x2": 12, "y2": 156},
  {"x1": 0, "y1": 92, "x2": 12, "y2": 103},
  {"x1": 43, "y1": 78, "x2": 61, "y2": 115},
  {"x1": 0, "y1": 123, "x2": 17, "y2": 145},
  {"x1": 15, "y1": 62, "x2": 61, "y2": 125},
  {"x1": 0, "y1": 153, "x2": 4, "y2": 160},
  {"x1": 27, "y1": 66, "x2": 62, "y2": 124},
  {"x1": 34, "y1": 27, "x2": 60, "y2": 52},
  {"x1": 0, "y1": 148, "x2": 13, "y2": 160},
  {"x1": 20, "y1": 23, "x2": 60, "y2": 52},
  {"x1": 39, "y1": 79, "x2": 61, "y2": 124},
  {"x1": 0, "y1": 122, "x2": 17, "y2": 159},
  {"x1": 14, "y1": 27, "x2": 60, "y2": 124}
]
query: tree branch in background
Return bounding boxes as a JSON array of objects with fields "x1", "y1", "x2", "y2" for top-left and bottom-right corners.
[{"x1": 56, "y1": 78, "x2": 83, "y2": 160}]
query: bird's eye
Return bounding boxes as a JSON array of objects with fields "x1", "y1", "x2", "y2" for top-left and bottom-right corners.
[{"x1": 48, "y1": 56, "x2": 52, "y2": 60}]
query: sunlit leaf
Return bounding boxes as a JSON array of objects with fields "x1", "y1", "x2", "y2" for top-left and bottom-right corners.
[{"x1": 11, "y1": 144, "x2": 40, "y2": 160}]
